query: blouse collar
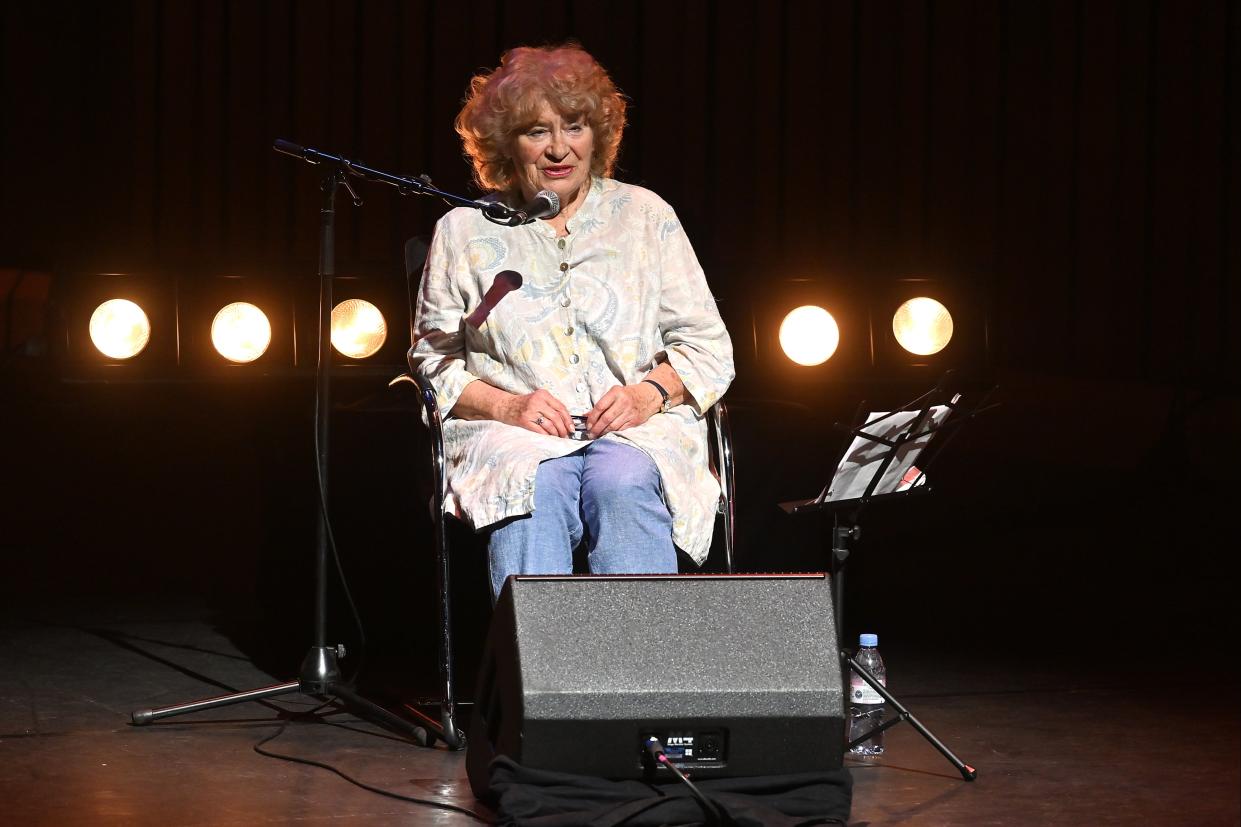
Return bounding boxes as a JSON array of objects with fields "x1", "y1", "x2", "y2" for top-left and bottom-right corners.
[{"x1": 528, "y1": 176, "x2": 603, "y2": 239}]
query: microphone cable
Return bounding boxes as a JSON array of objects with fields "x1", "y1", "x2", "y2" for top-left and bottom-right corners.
[
  {"x1": 253, "y1": 702, "x2": 490, "y2": 823},
  {"x1": 644, "y1": 737, "x2": 724, "y2": 826},
  {"x1": 312, "y1": 351, "x2": 368, "y2": 685}
]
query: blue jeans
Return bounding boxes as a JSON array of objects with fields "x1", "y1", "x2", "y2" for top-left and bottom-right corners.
[{"x1": 486, "y1": 439, "x2": 677, "y2": 602}]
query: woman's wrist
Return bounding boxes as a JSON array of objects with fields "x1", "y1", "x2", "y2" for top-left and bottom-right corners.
[
  {"x1": 641, "y1": 378, "x2": 671, "y2": 414},
  {"x1": 456, "y1": 379, "x2": 514, "y2": 423}
]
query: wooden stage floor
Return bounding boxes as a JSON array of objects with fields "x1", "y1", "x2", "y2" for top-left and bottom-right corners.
[{"x1": 3, "y1": 601, "x2": 1238, "y2": 826}]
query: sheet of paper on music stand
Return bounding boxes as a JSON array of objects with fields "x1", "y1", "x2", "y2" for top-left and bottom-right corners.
[{"x1": 817, "y1": 405, "x2": 952, "y2": 502}]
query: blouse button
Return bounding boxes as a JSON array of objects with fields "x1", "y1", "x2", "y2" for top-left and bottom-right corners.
[
  {"x1": 560, "y1": 296, "x2": 571, "y2": 307},
  {"x1": 559, "y1": 262, "x2": 569, "y2": 272},
  {"x1": 569, "y1": 354, "x2": 580, "y2": 364},
  {"x1": 564, "y1": 326, "x2": 574, "y2": 335},
  {"x1": 557, "y1": 239, "x2": 566, "y2": 249}
]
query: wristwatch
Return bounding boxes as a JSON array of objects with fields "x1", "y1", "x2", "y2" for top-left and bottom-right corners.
[{"x1": 642, "y1": 379, "x2": 672, "y2": 413}]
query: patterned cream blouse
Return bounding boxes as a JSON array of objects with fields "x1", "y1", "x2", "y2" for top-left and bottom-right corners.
[{"x1": 409, "y1": 177, "x2": 735, "y2": 563}]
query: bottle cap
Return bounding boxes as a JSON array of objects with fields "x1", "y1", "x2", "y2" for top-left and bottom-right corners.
[{"x1": 859, "y1": 633, "x2": 879, "y2": 647}]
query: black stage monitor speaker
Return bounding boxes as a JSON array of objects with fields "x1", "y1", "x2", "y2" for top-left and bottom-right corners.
[{"x1": 466, "y1": 573, "x2": 844, "y2": 797}]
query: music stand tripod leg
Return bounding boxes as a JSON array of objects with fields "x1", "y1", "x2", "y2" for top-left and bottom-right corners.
[{"x1": 844, "y1": 653, "x2": 978, "y2": 781}]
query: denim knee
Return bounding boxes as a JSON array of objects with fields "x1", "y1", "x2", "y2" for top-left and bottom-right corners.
[{"x1": 581, "y1": 441, "x2": 663, "y2": 504}]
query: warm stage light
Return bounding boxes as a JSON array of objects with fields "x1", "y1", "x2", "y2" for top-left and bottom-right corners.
[
  {"x1": 211, "y1": 302, "x2": 271, "y2": 363},
  {"x1": 89, "y1": 299, "x2": 151, "y2": 359},
  {"x1": 892, "y1": 297, "x2": 953, "y2": 356},
  {"x1": 331, "y1": 299, "x2": 387, "y2": 359},
  {"x1": 779, "y1": 305, "x2": 839, "y2": 366}
]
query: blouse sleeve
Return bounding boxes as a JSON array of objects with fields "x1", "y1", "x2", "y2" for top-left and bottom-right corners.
[
  {"x1": 408, "y1": 217, "x2": 480, "y2": 416},
  {"x1": 654, "y1": 207, "x2": 736, "y2": 415}
]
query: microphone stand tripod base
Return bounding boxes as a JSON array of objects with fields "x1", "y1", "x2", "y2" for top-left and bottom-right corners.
[{"x1": 130, "y1": 645, "x2": 428, "y2": 746}]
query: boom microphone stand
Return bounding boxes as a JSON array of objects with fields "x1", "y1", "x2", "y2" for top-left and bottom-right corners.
[
  {"x1": 131, "y1": 141, "x2": 526, "y2": 739},
  {"x1": 131, "y1": 152, "x2": 433, "y2": 741}
]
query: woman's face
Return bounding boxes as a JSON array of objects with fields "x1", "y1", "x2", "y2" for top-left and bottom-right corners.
[{"x1": 510, "y1": 100, "x2": 594, "y2": 207}]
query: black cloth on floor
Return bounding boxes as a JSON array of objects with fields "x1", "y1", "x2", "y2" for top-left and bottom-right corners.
[{"x1": 487, "y1": 756, "x2": 852, "y2": 827}]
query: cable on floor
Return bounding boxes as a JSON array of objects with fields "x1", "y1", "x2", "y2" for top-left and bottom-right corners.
[{"x1": 252, "y1": 706, "x2": 491, "y2": 823}]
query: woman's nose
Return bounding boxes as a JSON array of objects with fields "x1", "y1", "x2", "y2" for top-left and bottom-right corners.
[{"x1": 546, "y1": 131, "x2": 568, "y2": 160}]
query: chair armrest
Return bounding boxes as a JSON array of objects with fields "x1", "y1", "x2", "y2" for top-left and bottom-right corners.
[
  {"x1": 707, "y1": 400, "x2": 736, "y2": 573},
  {"x1": 389, "y1": 372, "x2": 448, "y2": 519}
]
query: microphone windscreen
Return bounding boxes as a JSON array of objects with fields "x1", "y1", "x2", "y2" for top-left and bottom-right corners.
[
  {"x1": 273, "y1": 138, "x2": 305, "y2": 157},
  {"x1": 536, "y1": 190, "x2": 561, "y2": 219},
  {"x1": 466, "y1": 270, "x2": 525, "y2": 328},
  {"x1": 495, "y1": 270, "x2": 523, "y2": 290}
]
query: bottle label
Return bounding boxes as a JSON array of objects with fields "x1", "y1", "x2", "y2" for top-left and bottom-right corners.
[{"x1": 850, "y1": 675, "x2": 885, "y2": 705}]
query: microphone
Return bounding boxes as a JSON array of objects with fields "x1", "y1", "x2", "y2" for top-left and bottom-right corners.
[
  {"x1": 466, "y1": 270, "x2": 524, "y2": 328},
  {"x1": 272, "y1": 138, "x2": 306, "y2": 159},
  {"x1": 511, "y1": 190, "x2": 561, "y2": 225}
]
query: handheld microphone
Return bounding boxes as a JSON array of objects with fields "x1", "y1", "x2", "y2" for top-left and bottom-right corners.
[
  {"x1": 466, "y1": 270, "x2": 524, "y2": 328},
  {"x1": 511, "y1": 190, "x2": 561, "y2": 225}
]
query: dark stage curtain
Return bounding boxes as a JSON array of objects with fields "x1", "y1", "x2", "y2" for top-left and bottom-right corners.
[{"x1": 1, "y1": 0, "x2": 1235, "y2": 385}]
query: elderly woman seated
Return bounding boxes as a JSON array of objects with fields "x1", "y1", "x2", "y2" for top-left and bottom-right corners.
[{"x1": 410, "y1": 44, "x2": 734, "y2": 602}]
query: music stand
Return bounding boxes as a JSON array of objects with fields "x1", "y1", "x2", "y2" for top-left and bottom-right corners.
[{"x1": 782, "y1": 372, "x2": 996, "y2": 781}]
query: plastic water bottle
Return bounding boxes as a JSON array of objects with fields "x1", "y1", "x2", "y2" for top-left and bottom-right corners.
[{"x1": 848, "y1": 633, "x2": 886, "y2": 755}]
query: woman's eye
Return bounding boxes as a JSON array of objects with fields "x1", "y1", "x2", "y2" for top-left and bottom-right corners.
[{"x1": 527, "y1": 128, "x2": 548, "y2": 138}]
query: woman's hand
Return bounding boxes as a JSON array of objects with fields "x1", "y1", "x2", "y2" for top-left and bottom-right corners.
[
  {"x1": 496, "y1": 388, "x2": 575, "y2": 438},
  {"x1": 585, "y1": 383, "x2": 663, "y2": 438},
  {"x1": 454, "y1": 381, "x2": 574, "y2": 437}
]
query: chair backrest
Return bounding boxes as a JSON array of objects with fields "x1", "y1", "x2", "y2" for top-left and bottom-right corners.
[{"x1": 404, "y1": 236, "x2": 430, "y2": 347}]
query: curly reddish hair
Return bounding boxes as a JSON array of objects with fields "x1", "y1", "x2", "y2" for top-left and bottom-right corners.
[{"x1": 454, "y1": 44, "x2": 627, "y2": 194}]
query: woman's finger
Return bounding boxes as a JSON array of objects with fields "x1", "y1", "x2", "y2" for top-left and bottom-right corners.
[
  {"x1": 528, "y1": 391, "x2": 571, "y2": 437},
  {"x1": 545, "y1": 396, "x2": 574, "y2": 437},
  {"x1": 597, "y1": 407, "x2": 634, "y2": 436},
  {"x1": 598, "y1": 393, "x2": 641, "y2": 436},
  {"x1": 586, "y1": 387, "x2": 621, "y2": 434}
]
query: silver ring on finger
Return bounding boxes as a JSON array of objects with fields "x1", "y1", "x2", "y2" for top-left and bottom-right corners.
[{"x1": 535, "y1": 415, "x2": 545, "y2": 426}]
